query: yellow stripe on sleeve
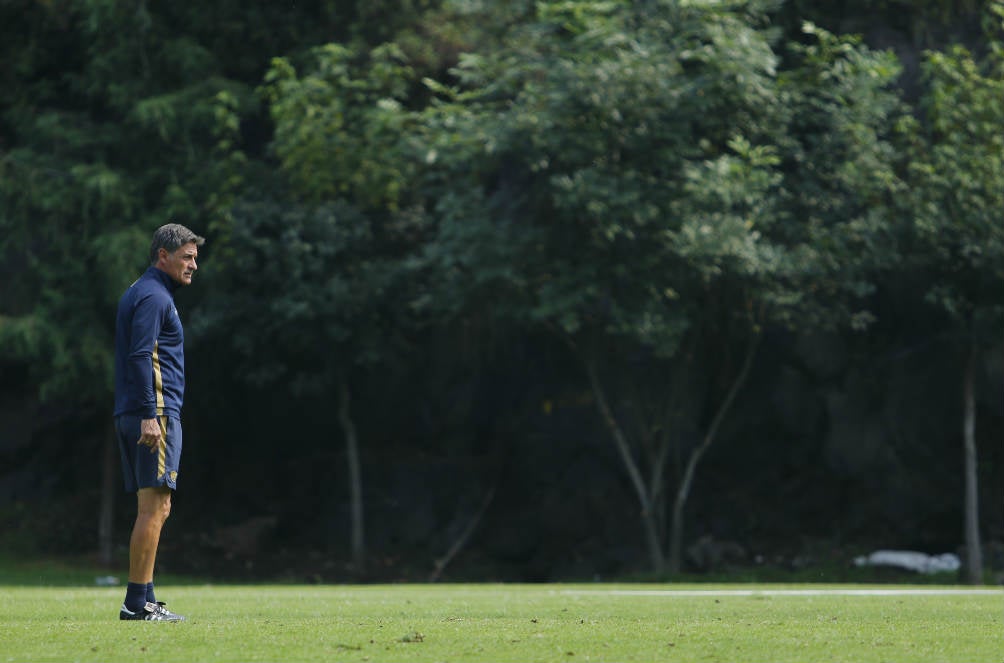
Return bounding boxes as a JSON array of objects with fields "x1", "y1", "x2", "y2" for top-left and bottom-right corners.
[{"x1": 152, "y1": 341, "x2": 165, "y2": 415}]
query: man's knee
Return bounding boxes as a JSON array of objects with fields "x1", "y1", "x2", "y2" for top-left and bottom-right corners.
[{"x1": 159, "y1": 497, "x2": 172, "y2": 521}]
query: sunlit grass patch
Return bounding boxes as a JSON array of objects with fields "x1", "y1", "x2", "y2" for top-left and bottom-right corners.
[{"x1": 0, "y1": 583, "x2": 1000, "y2": 662}]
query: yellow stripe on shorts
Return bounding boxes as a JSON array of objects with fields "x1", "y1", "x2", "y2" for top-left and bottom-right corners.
[{"x1": 157, "y1": 416, "x2": 167, "y2": 480}]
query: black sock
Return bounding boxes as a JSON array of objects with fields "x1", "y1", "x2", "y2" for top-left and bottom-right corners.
[
  {"x1": 124, "y1": 582, "x2": 148, "y2": 612},
  {"x1": 146, "y1": 582, "x2": 157, "y2": 604}
]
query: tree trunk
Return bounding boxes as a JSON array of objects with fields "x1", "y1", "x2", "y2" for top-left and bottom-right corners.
[
  {"x1": 98, "y1": 420, "x2": 116, "y2": 567},
  {"x1": 962, "y1": 339, "x2": 982, "y2": 584},
  {"x1": 667, "y1": 332, "x2": 759, "y2": 574},
  {"x1": 337, "y1": 375, "x2": 366, "y2": 574},
  {"x1": 586, "y1": 360, "x2": 665, "y2": 574}
]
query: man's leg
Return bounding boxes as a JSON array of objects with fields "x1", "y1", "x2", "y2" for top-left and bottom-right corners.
[
  {"x1": 116, "y1": 415, "x2": 185, "y2": 621},
  {"x1": 120, "y1": 486, "x2": 185, "y2": 620},
  {"x1": 129, "y1": 486, "x2": 172, "y2": 584}
]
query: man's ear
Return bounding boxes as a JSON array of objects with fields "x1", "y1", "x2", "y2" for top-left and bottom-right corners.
[{"x1": 157, "y1": 247, "x2": 169, "y2": 264}]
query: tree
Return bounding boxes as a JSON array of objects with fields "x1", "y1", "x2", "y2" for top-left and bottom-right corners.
[
  {"x1": 409, "y1": 0, "x2": 783, "y2": 573},
  {"x1": 899, "y1": 1, "x2": 1004, "y2": 584},
  {"x1": 207, "y1": 43, "x2": 428, "y2": 573},
  {"x1": 410, "y1": 1, "x2": 907, "y2": 573},
  {"x1": 192, "y1": 197, "x2": 396, "y2": 572}
]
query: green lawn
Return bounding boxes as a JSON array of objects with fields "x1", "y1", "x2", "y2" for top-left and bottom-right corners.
[{"x1": 1, "y1": 583, "x2": 1001, "y2": 662}]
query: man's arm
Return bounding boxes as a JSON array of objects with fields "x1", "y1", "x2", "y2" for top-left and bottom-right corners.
[{"x1": 127, "y1": 294, "x2": 166, "y2": 451}]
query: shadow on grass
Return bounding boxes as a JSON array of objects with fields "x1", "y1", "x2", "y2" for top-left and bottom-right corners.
[
  {"x1": 0, "y1": 553, "x2": 212, "y2": 587},
  {"x1": 2, "y1": 552, "x2": 991, "y2": 587}
]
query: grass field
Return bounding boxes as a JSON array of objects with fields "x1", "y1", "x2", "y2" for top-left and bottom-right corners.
[{"x1": 2, "y1": 581, "x2": 1001, "y2": 662}]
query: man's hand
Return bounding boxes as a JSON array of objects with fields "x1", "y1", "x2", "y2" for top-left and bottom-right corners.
[{"x1": 138, "y1": 417, "x2": 163, "y2": 453}]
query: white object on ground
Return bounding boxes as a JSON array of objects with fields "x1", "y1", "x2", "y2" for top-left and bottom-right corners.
[{"x1": 853, "y1": 549, "x2": 961, "y2": 574}]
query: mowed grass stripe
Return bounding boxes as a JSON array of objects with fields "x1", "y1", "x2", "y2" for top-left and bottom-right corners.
[{"x1": 1, "y1": 584, "x2": 1001, "y2": 662}]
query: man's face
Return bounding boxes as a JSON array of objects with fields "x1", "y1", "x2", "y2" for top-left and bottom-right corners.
[{"x1": 158, "y1": 242, "x2": 199, "y2": 286}]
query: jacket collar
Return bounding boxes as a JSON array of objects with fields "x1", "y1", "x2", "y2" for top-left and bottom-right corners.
[{"x1": 146, "y1": 265, "x2": 180, "y2": 294}]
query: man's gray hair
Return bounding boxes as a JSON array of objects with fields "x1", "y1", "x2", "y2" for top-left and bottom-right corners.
[{"x1": 149, "y1": 223, "x2": 206, "y2": 264}]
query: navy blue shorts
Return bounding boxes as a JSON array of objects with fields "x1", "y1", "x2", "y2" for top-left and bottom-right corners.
[{"x1": 115, "y1": 414, "x2": 182, "y2": 492}]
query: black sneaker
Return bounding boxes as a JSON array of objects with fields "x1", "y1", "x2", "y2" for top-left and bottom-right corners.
[{"x1": 119, "y1": 601, "x2": 186, "y2": 621}]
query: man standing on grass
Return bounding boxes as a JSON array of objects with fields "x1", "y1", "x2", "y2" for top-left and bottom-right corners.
[{"x1": 114, "y1": 223, "x2": 204, "y2": 621}]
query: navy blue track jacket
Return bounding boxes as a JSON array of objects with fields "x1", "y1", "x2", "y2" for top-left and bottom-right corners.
[{"x1": 114, "y1": 266, "x2": 186, "y2": 419}]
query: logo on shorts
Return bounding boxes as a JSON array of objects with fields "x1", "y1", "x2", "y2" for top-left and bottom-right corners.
[{"x1": 169, "y1": 471, "x2": 178, "y2": 482}]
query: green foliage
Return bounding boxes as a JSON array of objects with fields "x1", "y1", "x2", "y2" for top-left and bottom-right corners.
[
  {"x1": 241, "y1": 39, "x2": 441, "y2": 390},
  {"x1": 0, "y1": 0, "x2": 280, "y2": 404},
  {"x1": 411, "y1": 1, "x2": 904, "y2": 354},
  {"x1": 193, "y1": 195, "x2": 425, "y2": 390},
  {"x1": 263, "y1": 43, "x2": 418, "y2": 210},
  {"x1": 772, "y1": 23, "x2": 908, "y2": 330},
  {"x1": 416, "y1": 1, "x2": 784, "y2": 344},
  {"x1": 904, "y1": 35, "x2": 1004, "y2": 332}
]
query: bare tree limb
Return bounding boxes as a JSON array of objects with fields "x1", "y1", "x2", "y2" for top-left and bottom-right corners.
[
  {"x1": 668, "y1": 328, "x2": 761, "y2": 573},
  {"x1": 429, "y1": 482, "x2": 498, "y2": 582}
]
